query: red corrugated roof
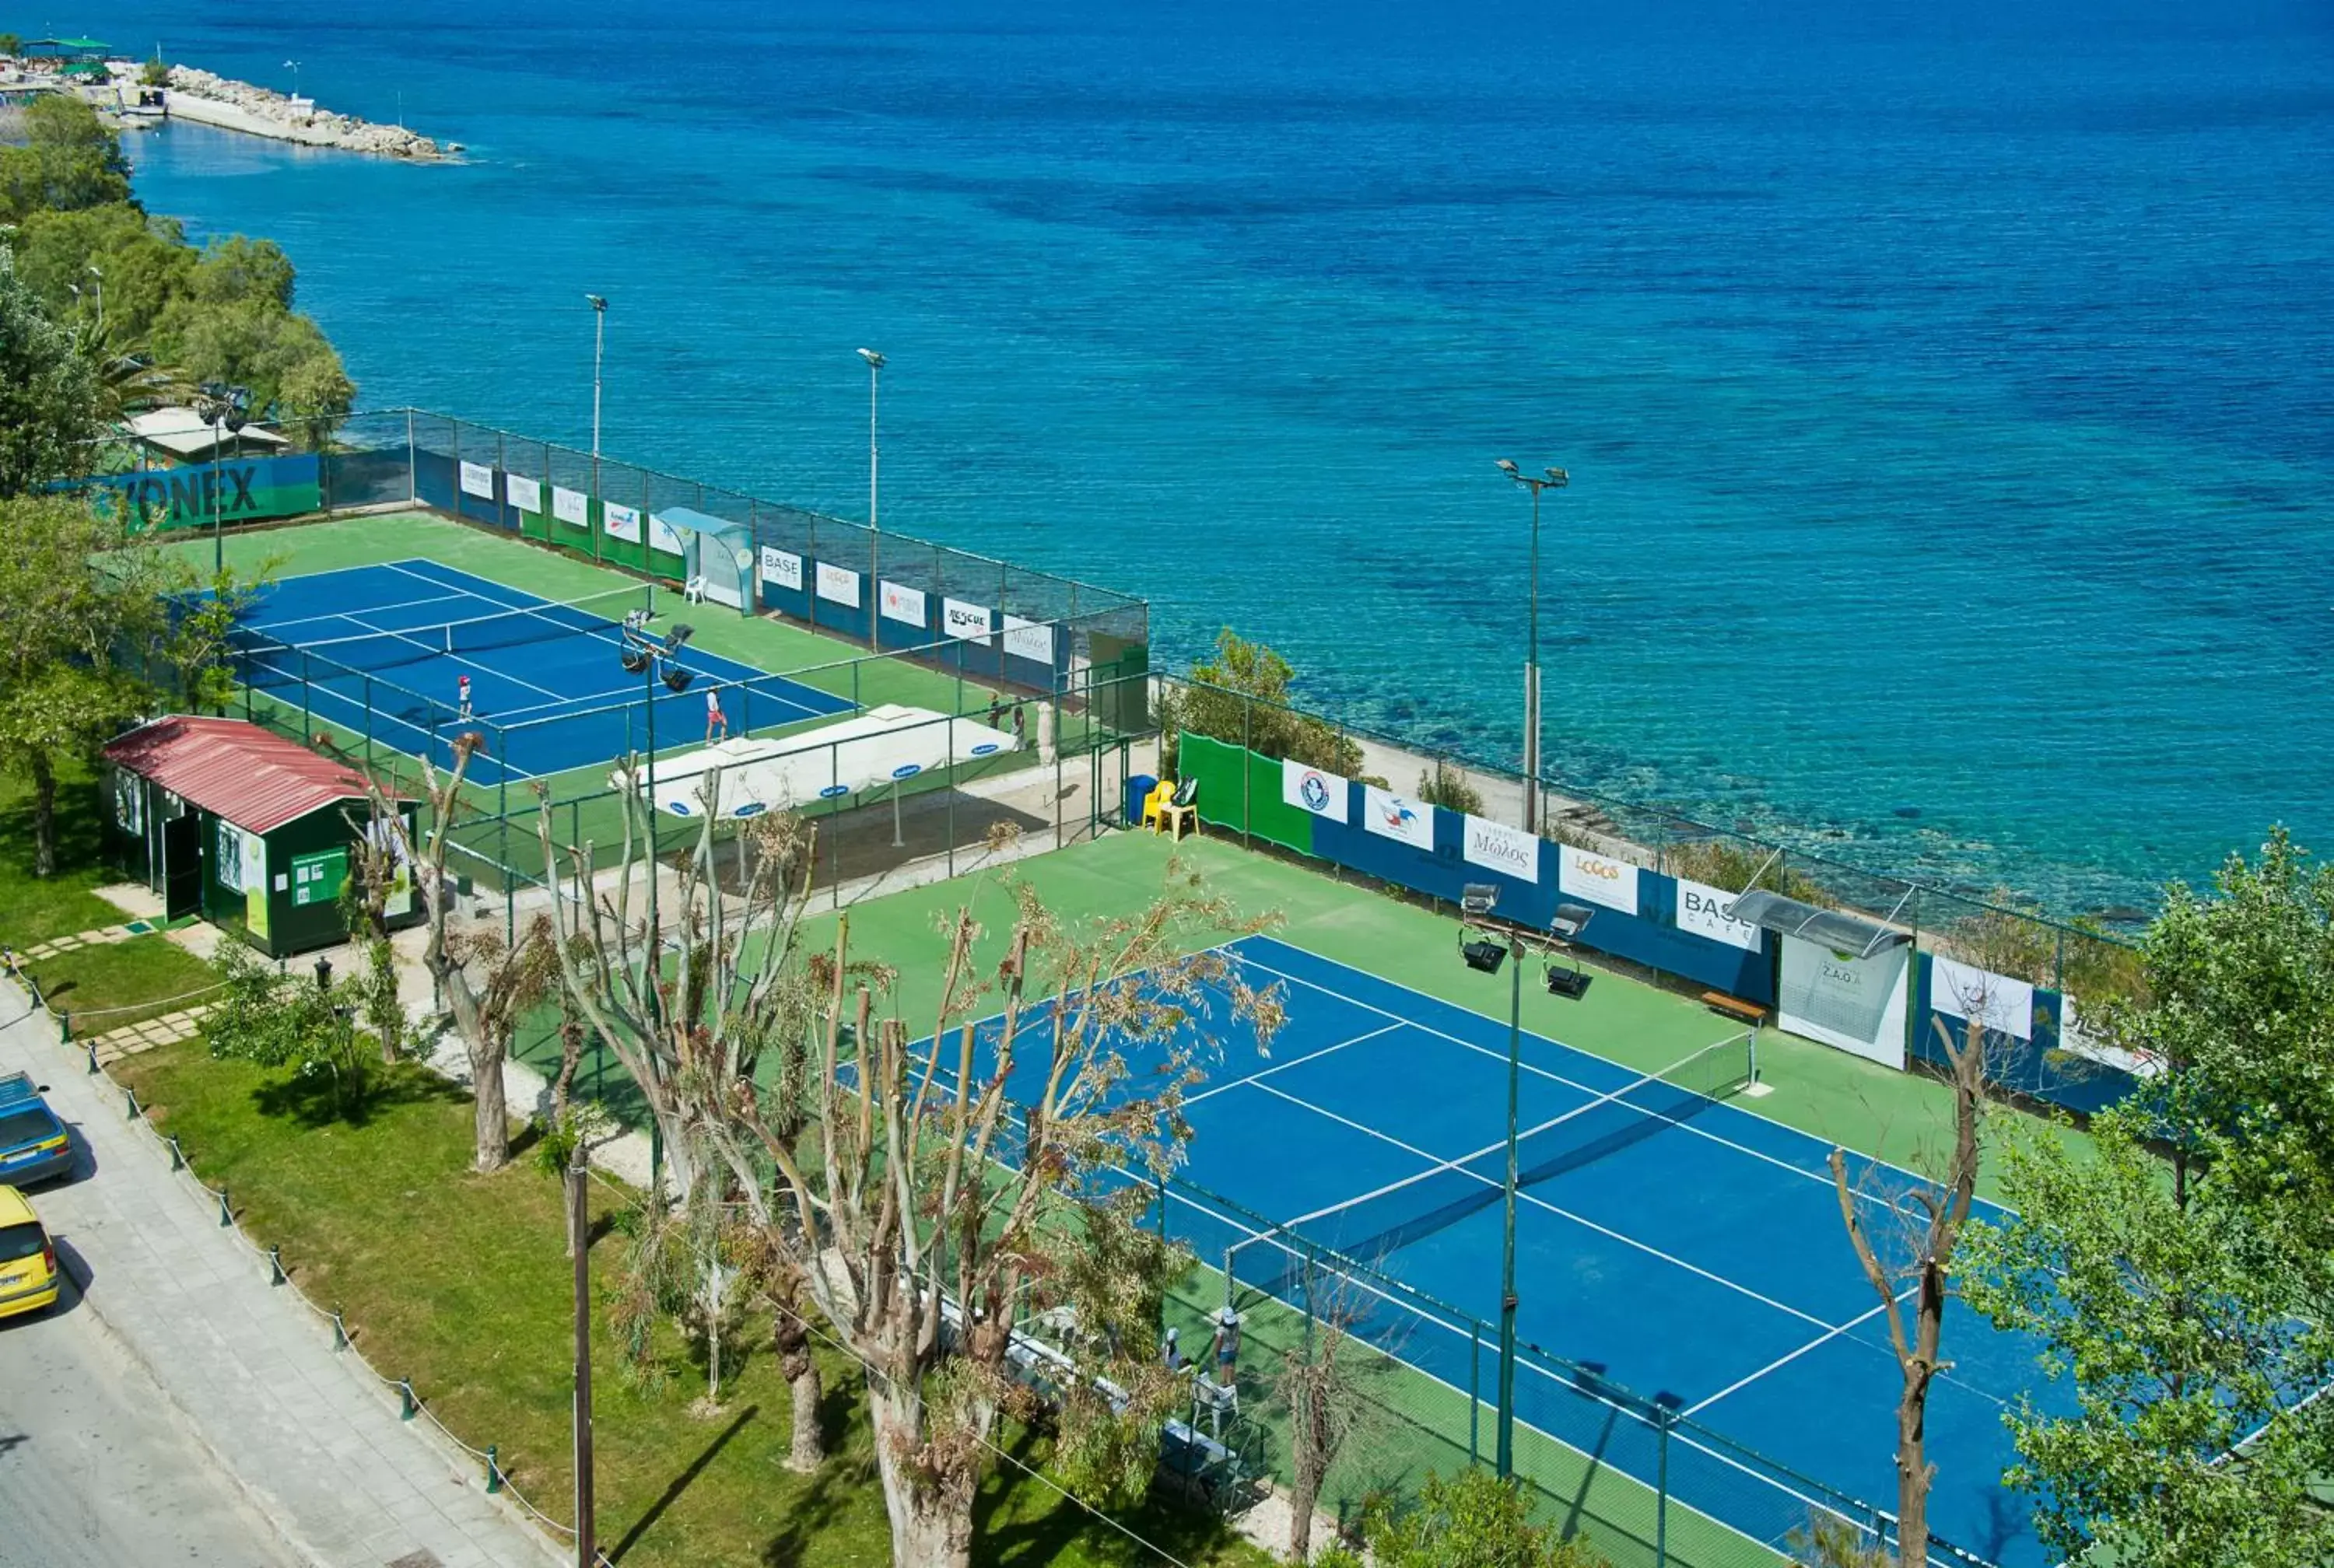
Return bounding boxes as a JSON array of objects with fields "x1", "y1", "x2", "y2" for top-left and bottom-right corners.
[{"x1": 103, "y1": 716, "x2": 380, "y2": 835}]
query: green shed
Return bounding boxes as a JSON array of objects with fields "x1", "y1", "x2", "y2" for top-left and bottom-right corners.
[{"x1": 101, "y1": 716, "x2": 420, "y2": 958}]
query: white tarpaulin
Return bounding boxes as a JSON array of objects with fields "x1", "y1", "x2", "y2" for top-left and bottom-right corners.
[
  {"x1": 552, "y1": 486, "x2": 591, "y2": 527},
  {"x1": 625, "y1": 705, "x2": 1018, "y2": 819},
  {"x1": 1002, "y1": 614, "x2": 1054, "y2": 664},
  {"x1": 603, "y1": 501, "x2": 643, "y2": 542},
  {"x1": 816, "y1": 562, "x2": 860, "y2": 607},
  {"x1": 1780, "y1": 937, "x2": 1909, "y2": 1069},
  {"x1": 1559, "y1": 844, "x2": 1639, "y2": 916},
  {"x1": 458, "y1": 460, "x2": 495, "y2": 499},
  {"x1": 943, "y1": 597, "x2": 994, "y2": 645},
  {"x1": 1463, "y1": 815, "x2": 1539, "y2": 883},
  {"x1": 1281, "y1": 759, "x2": 1349, "y2": 822},
  {"x1": 760, "y1": 547, "x2": 803, "y2": 591},
  {"x1": 1929, "y1": 954, "x2": 2034, "y2": 1042},
  {"x1": 505, "y1": 474, "x2": 541, "y2": 513},
  {"x1": 880, "y1": 581, "x2": 927, "y2": 627},
  {"x1": 1674, "y1": 877, "x2": 1764, "y2": 952},
  {"x1": 1362, "y1": 786, "x2": 1433, "y2": 850}
]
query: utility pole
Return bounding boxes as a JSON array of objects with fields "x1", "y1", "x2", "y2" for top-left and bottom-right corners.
[
  {"x1": 857, "y1": 348, "x2": 883, "y2": 639},
  {"x1": 1494, "y1": 460, "x2": 1568, "y2": 835},
  {"x1": 568, "y1": 1148, "x2": 594, "y2": 1568}
]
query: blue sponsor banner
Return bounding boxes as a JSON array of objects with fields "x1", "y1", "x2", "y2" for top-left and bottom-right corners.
[{"x1": 73, "y1": 453, "x2": 321, "y2": 529}]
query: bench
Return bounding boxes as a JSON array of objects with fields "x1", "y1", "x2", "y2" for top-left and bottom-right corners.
[{"x1": 1700, "y1": 990, "x2": 1766, "y2": 1026}]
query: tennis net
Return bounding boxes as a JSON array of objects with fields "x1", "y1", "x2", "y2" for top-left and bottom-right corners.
[
  {"x1": 235, "y1": 583, "x2": 655, "y2": 685},
  {"x1": 1246, "y1": 1032, "x2": 1754, "y2": 1279}
]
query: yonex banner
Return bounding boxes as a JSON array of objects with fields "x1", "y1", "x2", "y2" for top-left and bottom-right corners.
[
  {"x1": 1002, "y1": 614, "x2": 1054, "y2": 664},
  {"x1": 943, "y1": 597, "x2": 994, "y2": 644},
  {"x1": 759, "y1": 547, "x2": 803, "y2": 591},
  {"x1": 647, "y1": 512, "x2": 685, "y2": 556},
  {"x1": 552, "y1": 485, "x2": 591, "y2": 527},
  {"x1": 1559, "y1": 844, "x2": 1640, "y2": 916},
  {"x1": 1929, "y1": 954, "x2": 2034, "y2": 1041},
  {"x1": 1674, "y1": 876, "x2": 1763, "y2": 952},
  {"x1": 816, "y1": 561, "x2": 861, "y2": 607},
  {"x1": 880, "y1": 580, "x2": 927, "y2": 626},
  {"x1": 1780, "y1": 938, "x2": 1908, "y2": 1069},
  {"x1": 603, "y1": 500, "x2": 643, "y2": 542},
  {"x1": 1463, "y1": 814, "x2": 1539, "y2": 883},
  {"x1": 82, "y1": 453, "x2": 321, "y2": 530},
  {"x1": 459, "y1": 460, "x2": 495, "y2": 499},
  {"x1": 1281, "y1": 759, "x2": 1350, "y2": 823},
  {"x1": 505, "y1": 474, "x2": 541, "y2": 513},
  {"x1": 1361, "y1": 786, "x2": 1433, "y2": 850}
]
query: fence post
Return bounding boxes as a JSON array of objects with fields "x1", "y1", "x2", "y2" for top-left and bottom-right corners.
[
  {"x1": 268, "y1": 1244, "x2": 286, "y2": 1286},
  {"x1": 331, "y1": 1308, "x2": 349, "y2": 1350},
  {"x1": 485, "y1": 1444, "x2": 502, "y2": 1493},
  {"x1": 167, "y1": 1135, "x2": 184, "y2": 1171},
  {"x1": 1654, "y1": 1397, "x2": 1682, "y2": 1568},
  {"x1": 124, "y1": 1086, "x2": 141, "y2": 1121},
  {"x1": 1470, "y1": 1322, "x2": 1482, "y2": 1465},
  {"x1": 398, "y1": 1378, "x2": 417, "y2": 1419},
  {"x1": 86, "y1": 1039, "x2": 99, "y2": 1074},
  {"x1": 216, "y1": 1184, "x2": 232, "y2": 1226}
]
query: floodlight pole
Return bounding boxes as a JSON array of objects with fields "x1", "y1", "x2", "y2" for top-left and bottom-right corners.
[
  {"x1": 1495, "y1": 461, "x2": 1568, "y2": 835},
  {"x1": 568, "y1": 1148, "x2": 595, "y2": 1568},
  {"x1": 587, "y1": 295, "x2": 607, "y2": 460},
  {"x1": 1497, "y1": 929, "x2": 1521, "y2": 1477},
  {"x1": 858, "y1": 348, "x2": 883, "y2": 637}
]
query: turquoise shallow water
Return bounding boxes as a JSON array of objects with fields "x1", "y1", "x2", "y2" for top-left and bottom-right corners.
[{"x1": 94, "y1": 0, "x2": 2334, "y2": 915}]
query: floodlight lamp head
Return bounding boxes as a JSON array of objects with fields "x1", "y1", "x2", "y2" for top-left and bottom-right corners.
[
  {"x1": 858, "y1": 348, "x2": 885, "y2": 369},
  {"x1": 1494, "y1": 458, "x2": 1520, "y2": 475},
  {"x1": 585, "y1": 293, "x2": 608, "y2": 312},
  {"x1": 1551, "y1": 901, "x2": 1596, "y2": 940},
  {"x1": 1462, "y1": 883, "x2": 1500, "y2": 916},
  {"x1": 1461, "y1": 938, "x2": 1507, "y2": 975},
  {"x1": 1545, "y1": 467, "x2": 1569, "y2": 486}
]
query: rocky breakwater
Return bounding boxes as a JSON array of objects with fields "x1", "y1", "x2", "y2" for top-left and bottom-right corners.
[{"x1": 161, "y1": 66, "x2": 455, "y2": 159}]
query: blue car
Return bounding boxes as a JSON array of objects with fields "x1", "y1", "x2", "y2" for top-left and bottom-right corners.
[{"x1": 0, "y1": 1073, "x2": 72, "y2": 1188}]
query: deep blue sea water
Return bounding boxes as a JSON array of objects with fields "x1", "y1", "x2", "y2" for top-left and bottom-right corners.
[{"x1": 89, "y1": 0, "x2": 2334, "y2": 915}]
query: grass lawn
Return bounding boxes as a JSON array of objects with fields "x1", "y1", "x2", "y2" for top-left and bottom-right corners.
[
  {"x1": 26, "y1": 936, "x2": 218, "y2": 1035},
  {"x1": 110, "y1": 1039, "x2": 1279, "y2": 1568},
  {"x1": 0, "y1": 765, "x2": 140, "y2": 947}
]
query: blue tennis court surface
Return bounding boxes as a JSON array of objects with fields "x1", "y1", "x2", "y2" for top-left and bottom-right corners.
[
  {"x1": 941, "y1": 934, "x2": 2055, "y2": 1566},
  {"x1": 234, "y1": 560, "x2": 853, "y2": 784}
]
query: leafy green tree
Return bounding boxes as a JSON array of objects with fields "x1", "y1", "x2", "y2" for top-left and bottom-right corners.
[
  {"x1": 203, "y1": 942, "x2": 377, "y2": 1117},
  {"x1": 0, "y1": 249, "x2": 104, "y2": 494},
  {"x1": 0, "y1": 34, "x2": 23, "y2": 58},
  {"x1": 1159, "y1": 628, "x2": 1365, "y2": 777},
  {"x1": 0, "y1": 95, "x2": 132, "y2": 222},
  {"x1": 138, "y1": 54, "x2": 170, "y2": 89},
  {"x1": 1316, "y1": 1467, "x2": 1607, "y2": 1568},
  {"x1": 1962, "y1": 830, "x2": 2334, "y2": 1568},
  {"x1": 16, "y1": 204, "x2": 196, "y2": 344}
]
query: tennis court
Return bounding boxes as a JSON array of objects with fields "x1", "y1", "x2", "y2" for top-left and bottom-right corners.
[
  {"x1": 943, "y1": 933, "x2": 2047, "y2": 1566},
  {"x1": 233, "y1": 559, "x2": 854, "y2": 785}
]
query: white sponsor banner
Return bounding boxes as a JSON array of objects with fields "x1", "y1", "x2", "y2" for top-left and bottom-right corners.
[
  {"x1": 943, "y1": 597, "x2": 994, "y2": 644},
  {"x1": 880, "y1": 580, "x2": 927, "y2": 627},
  {"x1": 759, "y1": 546, "x2": 803, "y2": 591},
  {"x1": 505, "y1": 474, "x2": 541, "y2": 513},
  {"x1": 647, "y1": 512, "x2": 685, "y2": 556},
  {"x1": 1558, "y1": 844, "x2": 1640, "y2": 916},
  {"x1": 603, "y1": 500, "x2": 643, "y2": 543},
  {"x1": 552, "y1": 485, "x2": 591, "y2": 527},
  {"x1": 1673, "y1": 877, "x2": 1763, "y2": 952},
  {"x1": 1001, "y1": 614, "x2": 1055, "y2": 665},
  {"x1": 1361, "y1": 786, "x2": 1433, "y2": 851},
  {"x1": 2059, "y1": 997, "x2": 2160, "y2": 1077},
  {"x1": 815, "y1": 561, "x2": 860, "y2": 607},
  {"x1": 1780, "y1": 937, "x2": 1909, "y2": 1069},
  {"x1": 458, "y1": 460, "x2": 495, "y2": 499},
  {"x1": 1463, "y1": 814, "x2": 1540, "y2": 883},
  {"x1": 1281, "y1": 759, "x2": 1350, "y2": 823},
  {"x1": 213, "y1": 817, "x2": 247, "y2": 891},
  {"x1": 1929, "y1": 954, "x2": 2034, "y2": 1042}
]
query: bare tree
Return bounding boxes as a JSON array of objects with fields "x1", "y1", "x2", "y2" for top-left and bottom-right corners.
[
  {"x1": 338, "y1": 792, "x2": 408, "y2": 1062},
  {"x1": 766, "y1": 1259, "x2": 826, "y2": 1473},
  {"x1": 1273, "y1": 1271, "x2": 1377, "y2": 1563},
  {"x1": 1828, "y1": 1006, "x2": 1989, "y2": 1566}
]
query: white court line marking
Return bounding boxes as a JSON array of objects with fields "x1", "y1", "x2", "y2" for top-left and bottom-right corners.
[
  {"x1": 1247, "y1": 1078, "x2": 1836, "y2": 1332},
  {"x1": 1234, "y1": 948, "x2": 1900, "y2": 1210},
  {"x1": 334, "y1": 611, "x2": 572, "y2": 705},
  {"x1": 380, "y1": 560, "x2": 633, "y2": 651},
  {"x1": 1680, "y1": 1290, "x2": 1910, "y2": 1419},
  {"x1": 1183, "y1": 1021, "x2": 1406, "y2": 1106},
  {"x1": 279, "y1": 678, "x2": 545, "y2": 783},
  {"x1": 245, "y1": 589, "x2": 477, "y2": 638}
]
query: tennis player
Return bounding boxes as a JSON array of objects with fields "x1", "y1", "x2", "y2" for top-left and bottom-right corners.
[
  {"x1": 457, "y1": 674, "x2": 474, "y2": 721},
  {"x1": 705, "y1": 684, "x2": 729, "y2": 744}
]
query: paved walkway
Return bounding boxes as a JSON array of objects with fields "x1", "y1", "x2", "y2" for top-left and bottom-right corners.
[{"x1": 0, "y1": 978, "x2": 558, "y2": 1568}]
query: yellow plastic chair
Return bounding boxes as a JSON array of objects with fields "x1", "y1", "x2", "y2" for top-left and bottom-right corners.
[{"x1": 1141, "y1": 779, "x2": 1176, "y2": 831}]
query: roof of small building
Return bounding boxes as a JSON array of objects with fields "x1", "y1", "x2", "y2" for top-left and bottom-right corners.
[
  {"x1": 121, "y1": 407, "x2": 291, "y2": 460},
  {"x1": 102, "y1": 716, "x2": 392, "y2": 835}
]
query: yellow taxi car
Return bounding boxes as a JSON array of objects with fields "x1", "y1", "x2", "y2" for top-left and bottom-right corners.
[{"x1": 0, "y1": 1184, "x2": 60, "y2": 1320}]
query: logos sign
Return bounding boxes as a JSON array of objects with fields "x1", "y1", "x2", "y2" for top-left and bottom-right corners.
[
  {"x1": 1559, "y1": 845, "x2": 1640, "y2": 916},
  {"x1": 816, "y1": 562, "x2": 861, "y2": 607}
]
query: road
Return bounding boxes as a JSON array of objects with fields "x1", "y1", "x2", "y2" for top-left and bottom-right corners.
[{"x1": 0, "y1": 1251, "x2": 300, "y2": 1568}]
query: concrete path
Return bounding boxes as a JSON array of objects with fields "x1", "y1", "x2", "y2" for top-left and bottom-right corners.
[{"x1": 0, "y1": 979, "x2": 559, "y2": 1568}]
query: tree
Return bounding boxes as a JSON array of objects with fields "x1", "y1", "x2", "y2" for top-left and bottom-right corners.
[
  {"x1": 0, "y1": 96, "x2": 132, "y2": 222},
  {"x1": 541, "y1": 768, "x2": 1285, "y2": 1566},
  {"x1": 1415, "y1": 762, "x2": 1484, "y2": 817},
  {"x1": 1160, "y1": 630, "x2": 1364, "y2": 778},
  {"x1": 1315, "y1": 1466, "x2": 1607, "y2": 1568},
  {"x1": 162, "y1": 562, "x2": 273, "y2": 712},
  {"x1": 205, "y1": 942, "x2": 377, "y2": 1116},
  {"x1": 1827, "y1": 1006, "x2": 1986, "y2": 1568},
  {"x1": 1270, "y1": 1276, "x2": 1376, "y2": 1563},
  {"x1": 138, "y1": 54, "x2": 170, "y2": 89},
  {"x1": 0, "y1": 251, "x2": 104, "y2": 494},
  {"x1": 1961, "y1": 831, "x2": 2334, "y2": 1568}
]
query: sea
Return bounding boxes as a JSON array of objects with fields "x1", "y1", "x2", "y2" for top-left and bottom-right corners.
[{"x1": 88, "y1": 0, "x2": 2334, "y2": 918}]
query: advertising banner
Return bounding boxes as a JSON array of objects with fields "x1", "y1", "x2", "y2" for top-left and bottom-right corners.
[
  {"x1": 459, "y1": 460, "x2": 495, "y2": 499},
  {"x1": 82, "y1": 453, "x2": 322, "y2": 530},
  {"x1": 1929, "y1": 954, "x2": 2034, "y2": 1042},
  {"x1": 647, "y1": 512, "x2": 685, "y2": 556},
  {"x1": 1558, "y1": 844, "x2": 1640, "y2": 916},
  {"x1": 552, "y1": 485, "x2": 591, "y2": 527},
  {"x1": 505, "y1": 474, "x2": 541, "y2": 513},
  {"x1": 1463, "y1": 815, "x2": 1539, "y2": 883},
  {"x1": 759, "y1": 546, "x2": 804, "y2": 591},
  {"x1": 1361, "y1": 786, "x2": 1434, "y2": 850},
  {"x1": 943, "y1": 597, "x2": 995, "y2": 644},
  {"x1": 1780, "y1": 937, "x2": 1909, "y2": 1068},
  {"x1": 1281, "y1": 758, "x2": 1350, "y2": 823},
  {"x1": 603, "y1": 500, "x2": 643, "y2": 542},
  {"x1": 1674, "y1": 877, "x2": 1764, "y2": 952},
  {"x1": 816, "y1": 562, "x2": 861, "y2": 607},
  {"x1": 880, "y1": 581, "x2": 927, "y2": 626},
  {"x1": 1002, "y1": 614, "x2": 1055, "y2": 664}
]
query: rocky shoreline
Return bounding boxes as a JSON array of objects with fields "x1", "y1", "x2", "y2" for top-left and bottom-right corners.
[{"x1": 156, "y1": 65, "x2": 456, "y2": 159}]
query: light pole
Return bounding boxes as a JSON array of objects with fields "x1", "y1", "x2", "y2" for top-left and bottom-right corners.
[
  {"x1": 1494, "y1": 460, "x2": 1568, "y2": 836},
  {"x1": 568, "y1": 1144, "x2": 595, "y2": 1568},
  {"x1": 1457, "y1": 884, "x2": 1524, "y2": 1477},
  {"x1": 857, "y1": 348, "x2": 882, "y2": 637},
  {"x1": 283, "y1": 58, "x2": 301, "y2": 100},
  {"x1": 586, "y1": 295, "x2": 608, "y2": 460},
  {"x1": 197, "y1": 383, "x2": 250, "y2": 574}
]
